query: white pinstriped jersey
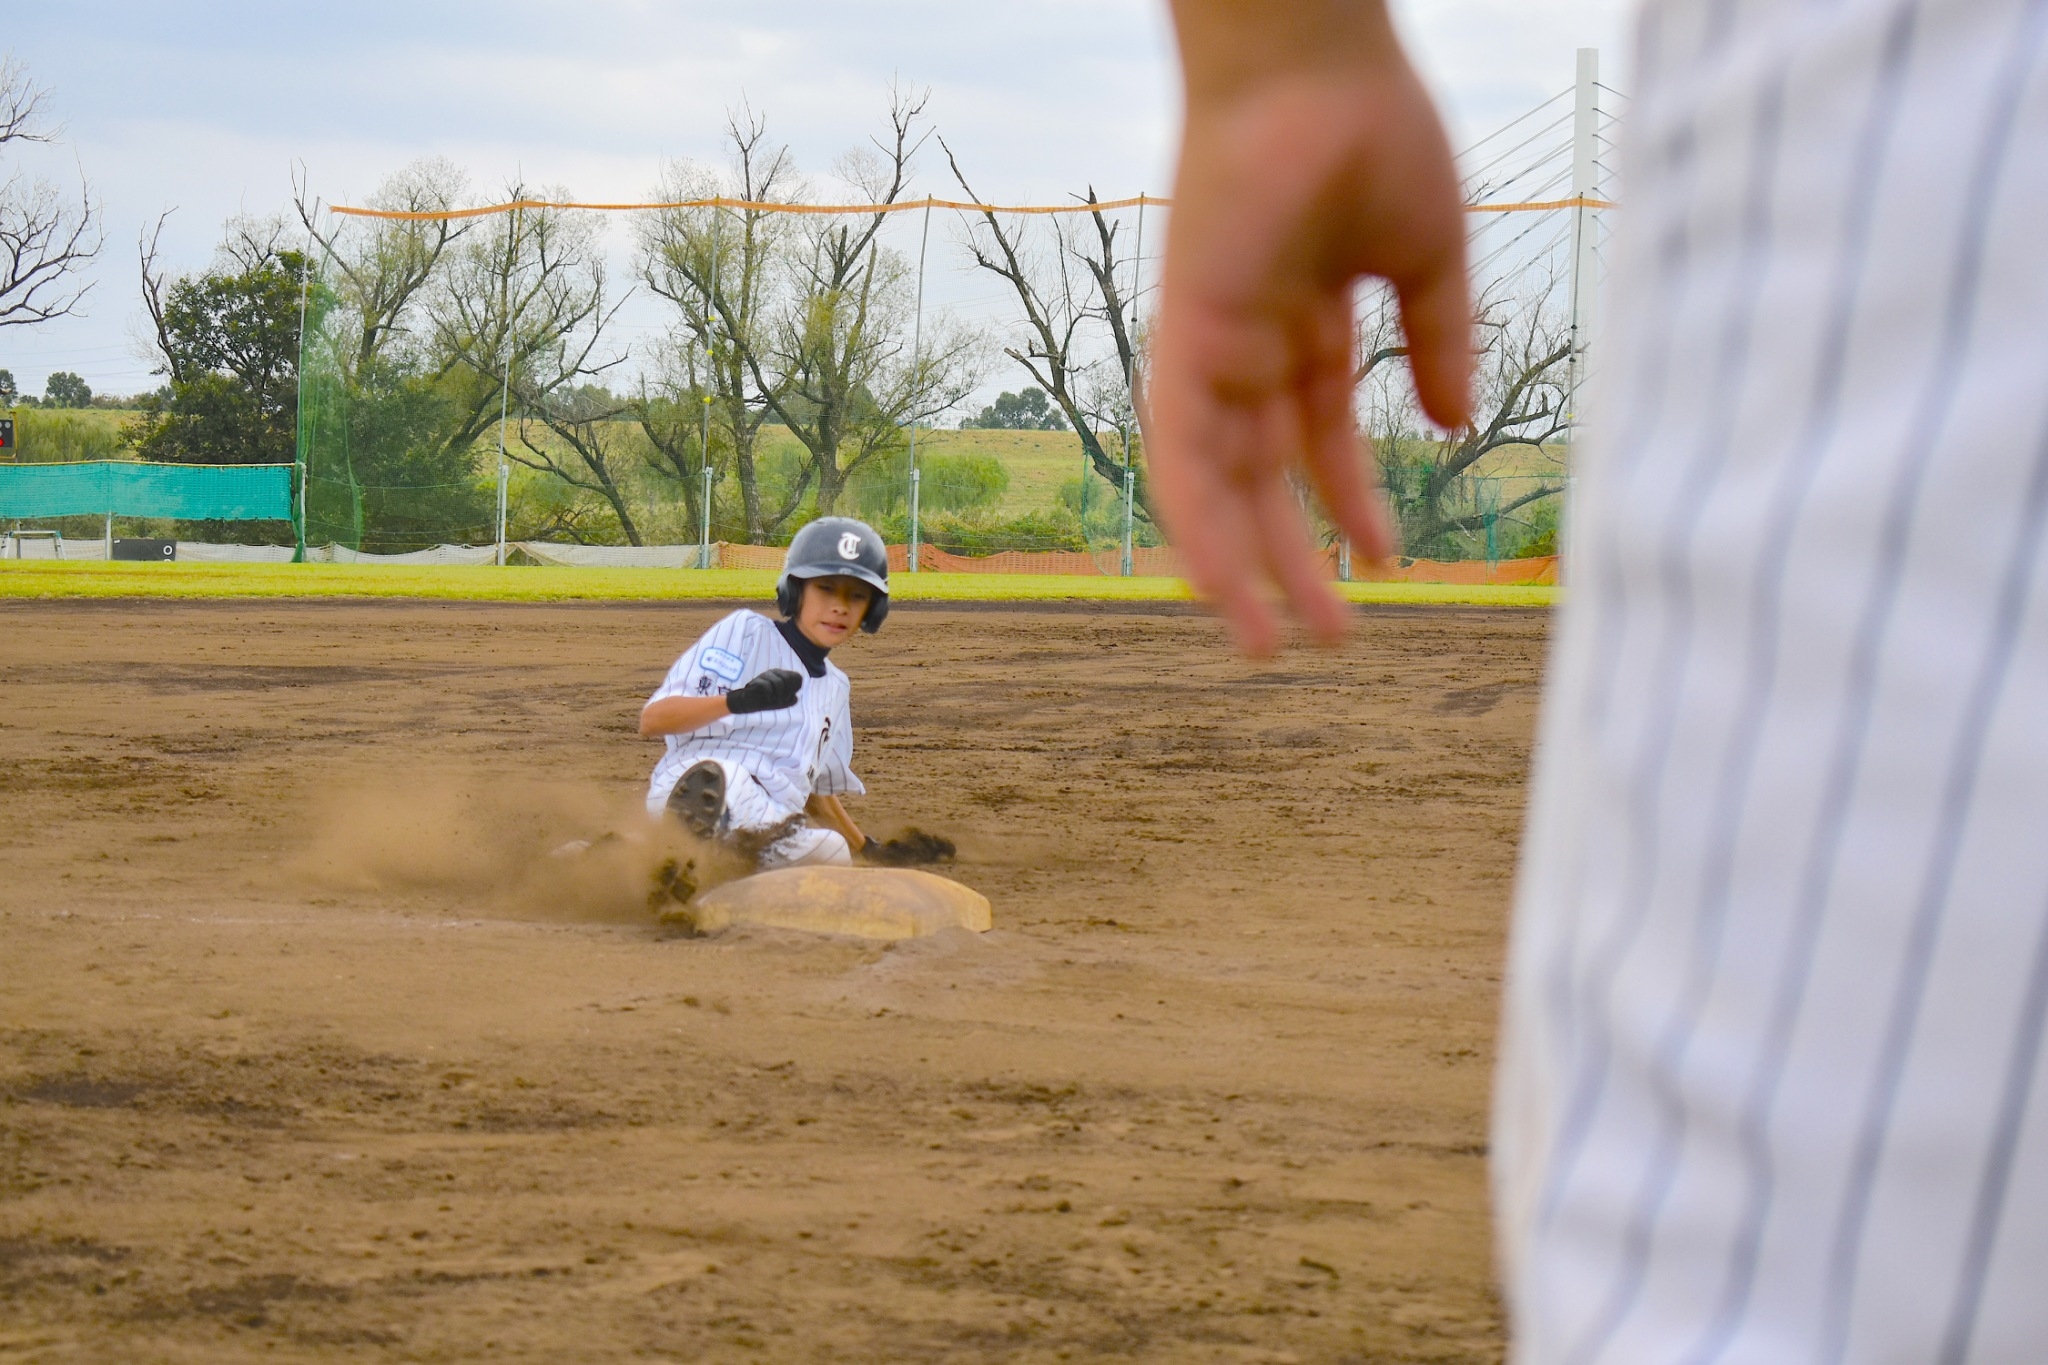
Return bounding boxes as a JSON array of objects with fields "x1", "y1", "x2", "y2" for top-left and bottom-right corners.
[
  {"x1": 643, "y1": 610, "x2": 861, "y2": 819},
  {"x1": 1497, "y1": 1, "x2": 2048, "y2": 1361}
]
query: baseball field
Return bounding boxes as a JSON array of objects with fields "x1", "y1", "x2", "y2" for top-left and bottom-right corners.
[{"x1": 1, "y1": 588, "x2": 1544, "y2": 1363}]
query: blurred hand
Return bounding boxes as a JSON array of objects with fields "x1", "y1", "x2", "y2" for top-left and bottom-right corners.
[{"x1": 1148, "y1": 5, "x2": 1471, "y2": 654}]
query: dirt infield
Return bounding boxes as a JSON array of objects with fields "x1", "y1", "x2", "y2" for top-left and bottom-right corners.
[{"x1": 0, "y1": 599, "x2": 1546, "y2": 1363}]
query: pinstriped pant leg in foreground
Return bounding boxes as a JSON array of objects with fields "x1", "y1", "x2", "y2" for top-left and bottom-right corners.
[{"x1": 1495, "y1": 1, "x2": 2048, "y2": 1361}]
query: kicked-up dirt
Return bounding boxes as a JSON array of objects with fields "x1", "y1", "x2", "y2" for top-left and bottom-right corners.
[{"x1": 0, "y1": 597, "x2": 1547, "y2": 1363}]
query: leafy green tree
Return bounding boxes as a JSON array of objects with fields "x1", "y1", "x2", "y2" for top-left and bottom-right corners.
[
  {"x1": 42, "y1": 370, "x2": 89, "y2": 407},
  {"x1": 962, "y1": 385, "x2": 1067, "y2": 431},
  {"x1": 133, "y1": 218, "x2": 303, "y2": 465},
  {"x1": 0, "y1": 368, "x2": 16, "y2": 404}
]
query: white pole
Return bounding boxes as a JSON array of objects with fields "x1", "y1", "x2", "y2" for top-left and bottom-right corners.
[
  {"x1": 1121, "y1": 467, "x2": 1135, "y2": 577},
  {"x1": 1338, "y1": 537, "x2": 1352, "y2": 582},
  {"x1": 1126, "y1": 196, "x2": 1144, "y2": 411},
  {"x1": 907, "y1": 199, "x2": 932, "y2": 573},
  {"x1": 294, "y1": 197, "x2": 316, "y2": 564},
  {"x1": 699, "y1": 393, "x2": 713, "y2": 570},
  {"x1": 105, "y1": 510, "x2": 113, "y2": 559},
  {"x1": 494, "y1": 205, "x2": 522, "y2": 567},
  {"x1": 1565, "y1": 49, "x2": 1600, "y2": 440},
  {"x1": 1562, "y1": 48, "x2": 1600, "y2": 593},
  {"x1": 909, "y1": 467, "x2": 922, "y2": 569},
  {"x1": 1124, "y1": 199, "x2": 1145, "y2": 573},
  {"x1": 706, "y1": 206, "x2": 724, "y2": 571},
  {"x1": 700, "y1": 463, "x2": 713, "y2": 569}
]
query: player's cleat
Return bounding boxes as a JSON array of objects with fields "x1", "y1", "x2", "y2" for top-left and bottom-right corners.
[{"x1": 667, "y1": 760, "x2": 727, "y2": 840}]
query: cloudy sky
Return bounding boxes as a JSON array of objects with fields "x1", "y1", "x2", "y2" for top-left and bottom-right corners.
[{"x1": 1, "y1": 0, "x2": 1629, "y2": 401}]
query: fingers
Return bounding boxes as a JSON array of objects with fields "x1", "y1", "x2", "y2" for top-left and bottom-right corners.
[
  {"x1": 1395, "y1": 257, "x2": 1474, "y2": 431},
  {"x1": 1249, "y1": 456, "x2": 1348, "y2": 644},
  {"x1": 1298, "y1": 304, "x2": 1394, "y2": 565},
  {"x1": 1145, "y1": 381, "x2": 1285, "y2": 655},
  {"x1": 1147, "y1": 373, "x2": 1348, "y2": 655}
]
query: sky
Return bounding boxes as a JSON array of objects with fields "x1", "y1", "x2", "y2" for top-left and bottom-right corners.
[{"x1": 0, "y1": 0, "x2": 1629, "y2": 403}]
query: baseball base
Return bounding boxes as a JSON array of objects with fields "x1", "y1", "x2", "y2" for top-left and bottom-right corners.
[{"x1": 667, "y1": 866, "x2": 993, "y2": 940}]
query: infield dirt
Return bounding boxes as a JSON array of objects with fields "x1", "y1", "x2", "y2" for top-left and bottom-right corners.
[{"x1": 0, "y1": 599, "x2": 1546, "y2": 1364}]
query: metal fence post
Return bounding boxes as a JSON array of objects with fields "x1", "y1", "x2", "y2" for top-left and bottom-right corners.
[
  {"x1": 699, "y1": 464, "x2": 713, "y2": 569},
  {"x1": 909, "y1": 467, "x2": 922, "y2": 572},
  {"x1": 1121, "y1": 466, "x2": 1135, "y2": 577}
]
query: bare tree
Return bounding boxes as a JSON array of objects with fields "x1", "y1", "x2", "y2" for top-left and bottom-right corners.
[
  {"x1": 0, "y1": 57, "x2": 101, "y2": 328},
  {"x1": 295, "y1": 159, "x2": 471, "y2": 380},
  {"x1": 635, "y1": 337, "x2": 720, "y2": 538},
  {"x1": 489, "y1": 206, "x2": 638, "y2": 542},
  {"x1": 138, "y1": 211, "x2": 185, "y2": 385},
  {"x1": 425, "y1": 188, "x2": 615, "y2": 464},
  {"x1": 1363, "y1": 280, "x2": 1570, "y2": 557},
  {"x1": 510, "y1": 384, "x2": 647, "y2": 545},
  {"x1": 944, "y1": 145, "x2": 1152, "y2": 519},
  {"x1": 636, "y1": 109, "x2": 798, "y2": 539},
  {"x1": 751, "y1": 88, "x2": 980, "y2": 519}
]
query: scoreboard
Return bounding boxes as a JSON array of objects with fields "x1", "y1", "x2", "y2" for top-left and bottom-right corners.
[{"x1": 0, "y1": 417, "x2": 12, "y2": 454}]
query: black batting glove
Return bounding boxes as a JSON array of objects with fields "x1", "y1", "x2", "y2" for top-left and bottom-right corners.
[{"x1": 725, "y1": 668, "x2": 803, "y2": 714}]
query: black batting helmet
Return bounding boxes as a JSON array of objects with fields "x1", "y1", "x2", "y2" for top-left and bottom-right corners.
[{"x1": 775, "y1": 516, "x2": 890, "y2": 633}]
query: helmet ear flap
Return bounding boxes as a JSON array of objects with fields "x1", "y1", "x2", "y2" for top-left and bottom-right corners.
[
  {"x1": 775, "y1": 575, "x2": 800, "y2": 619},
  {"x1": 862, "y1": 594, "x2": 889, "y2": 634}
]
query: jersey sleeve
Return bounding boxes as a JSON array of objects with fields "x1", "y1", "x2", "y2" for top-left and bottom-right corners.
[
  {"x1": 648, "y1": 610, "x2": 764, "y2": 704},
  {"x1": 811, "y1": 679, "x2": 864, "y2": 797}
]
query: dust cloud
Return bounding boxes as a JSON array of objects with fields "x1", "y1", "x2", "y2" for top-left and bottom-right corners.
[{"x1": 287, "y1": 771, "x2": 746, "y2": 923}]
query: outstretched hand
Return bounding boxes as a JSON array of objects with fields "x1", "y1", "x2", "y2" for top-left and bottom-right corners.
[{"x1": 1147, "y1": 2, "x2": 1471, "y2": 654}]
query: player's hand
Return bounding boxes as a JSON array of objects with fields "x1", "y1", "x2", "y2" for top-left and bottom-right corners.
[
  {"x1": 726, "y1": 668, "x2": 803, "y2": 714},
  {"x1": 1146, "y1": 3, "x2": 1471, "y2": 655}
]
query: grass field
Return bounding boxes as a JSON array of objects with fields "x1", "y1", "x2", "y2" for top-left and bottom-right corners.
[{"x1": 0, "y1": 560, "x2": 1560, "y2": 607}]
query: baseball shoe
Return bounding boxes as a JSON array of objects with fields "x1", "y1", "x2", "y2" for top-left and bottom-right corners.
[{"x1": 666, "y1": 760, "x2": 727, "y2": 840}]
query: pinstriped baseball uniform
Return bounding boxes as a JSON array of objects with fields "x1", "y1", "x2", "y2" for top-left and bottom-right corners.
[
  {"x1": 644, "y1": 609, "x2": 862, "y2": 820},
  {"x1": 1496, "y1": 0, "x2": 2048, "y2": 1360}
]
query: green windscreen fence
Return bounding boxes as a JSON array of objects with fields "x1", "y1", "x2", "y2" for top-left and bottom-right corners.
[{"x1": 0, "y1": 462, "x2": 294, "y2": 521}]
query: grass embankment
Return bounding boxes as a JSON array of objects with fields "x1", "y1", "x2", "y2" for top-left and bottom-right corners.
[{"x1": 0, "y1": 561, "x2": 1559, "y2": 608}]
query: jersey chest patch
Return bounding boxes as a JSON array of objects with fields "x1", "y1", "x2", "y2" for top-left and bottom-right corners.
[{"x1": 700, "y1": 646, "x2": 746, "y2": 684}]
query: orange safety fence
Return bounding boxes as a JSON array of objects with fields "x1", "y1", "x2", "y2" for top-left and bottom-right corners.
[
  {"x1": 1372, "y1": 554, "x2": 1559, "y2": 585},
  {"x1": 710, "y1": 541, "x2": 1556, "y2": 586},
  {"x1": 328, "y1": 194, "x2": 1615, "y2": 222}
]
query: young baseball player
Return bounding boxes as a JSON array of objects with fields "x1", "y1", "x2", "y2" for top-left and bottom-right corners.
[{"x1": 638, "y1": 516, "x2": 888, "y2": 870}]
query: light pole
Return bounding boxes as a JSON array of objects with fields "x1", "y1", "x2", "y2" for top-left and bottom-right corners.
[
  {"x1": 494, "y1": 205, "x2": 523, "y2": 567},
  {"x1": 699, "y1": 392, "x2": 713, "y2": 569},
  {"x1": 906, "y1": 199, "x2": 932, "y2": 572}
]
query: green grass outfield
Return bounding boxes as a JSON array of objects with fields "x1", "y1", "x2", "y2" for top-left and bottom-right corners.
[{"x1": 0, "y1": 560, "x2": 1559, "y2": 608}]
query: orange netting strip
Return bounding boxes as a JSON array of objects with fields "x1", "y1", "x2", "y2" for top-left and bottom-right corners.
[
  {"x1": 328, "y1": 193, "x2": 1613, "y2": 221},
  {"x1": 710, "y1": 541, "x2": 1556, "y2": 585}
]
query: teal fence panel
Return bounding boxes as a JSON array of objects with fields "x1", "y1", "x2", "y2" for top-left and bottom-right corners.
[{"x1": 0, "y1": 462, "x2": 293, "y2": 520}]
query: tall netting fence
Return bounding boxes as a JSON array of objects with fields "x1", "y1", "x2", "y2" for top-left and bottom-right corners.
[{"x1": 290, "y1": 61, "x2": 1613, "y2": 579}]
